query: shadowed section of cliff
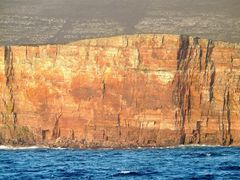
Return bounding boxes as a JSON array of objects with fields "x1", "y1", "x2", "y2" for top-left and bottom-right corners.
[
  {"x1": 0, "y1": 34, "x2": 240, "y2": 148},
  {"x1": 0, "y1": 0, "x2": 240, "y2": 45}
]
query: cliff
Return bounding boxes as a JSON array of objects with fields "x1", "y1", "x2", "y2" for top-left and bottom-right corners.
[{"x1": 0, "y1": 34, "x2": 240, "y2": 148}]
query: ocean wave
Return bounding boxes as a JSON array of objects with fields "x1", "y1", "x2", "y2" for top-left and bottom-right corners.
[
  {"x1": 0, "y1": 145, "x2": 67, "y2": 150},
  {"x1": 52, "y1": 147, "x2": 67, "y2": 150},
  {"x1": 142, "y1": 144, "x2": 223, "y2": 150},
  {"x1": 112, "y1": 169, "x2": 158, "y2": 177},
  {"x1": 178, "y1": 144, "x2": 222, "y2": 148},
  {"x1": 113, "y1": 170, "x2": 141, "y2": 177},
  {"x1": 0, "y1": 144, "x2": 225, "y2": 150},
  {"x1": 0, "y1": 145, "x2": 47, "y2": 150}
]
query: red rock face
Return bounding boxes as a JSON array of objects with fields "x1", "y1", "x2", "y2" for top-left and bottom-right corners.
[{"x1": 0, "y1": 34, "x2": 239, "y2": 148}]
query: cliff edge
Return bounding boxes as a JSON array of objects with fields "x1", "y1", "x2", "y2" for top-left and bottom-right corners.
[{"x1": 0, "y1": 34, "x2": 240, "y2": 148}]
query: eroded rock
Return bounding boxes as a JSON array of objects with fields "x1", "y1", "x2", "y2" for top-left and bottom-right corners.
[{"x1": 0, "y1": 34, "x2": 239, "y2": 148}]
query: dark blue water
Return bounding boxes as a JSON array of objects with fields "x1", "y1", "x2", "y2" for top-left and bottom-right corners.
[{"x1": 1, "y1": 146, "x2": 240, "y2": 179}]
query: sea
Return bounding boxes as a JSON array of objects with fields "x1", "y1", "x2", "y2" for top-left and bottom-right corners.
[{"x1": 1, "y1": 145, "x2": 240, "y2": 179}]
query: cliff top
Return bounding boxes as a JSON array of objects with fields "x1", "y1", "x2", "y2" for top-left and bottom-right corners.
[{"x1": 2, "y1": 34, "x2": 240, "y2": 50}]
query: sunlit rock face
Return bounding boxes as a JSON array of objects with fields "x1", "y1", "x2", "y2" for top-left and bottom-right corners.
[{"x1": 0, "y1": 34, "x2": 240, "y2": 148}]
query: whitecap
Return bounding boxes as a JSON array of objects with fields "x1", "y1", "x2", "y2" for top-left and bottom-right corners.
[
  {"x1": 51, "y1": 147, "x2": 67, "y2": 150},
  {"x1": 206, "y1": 153, "x2": 211, "y2": 157},
  {"x1": 120, "y1": 170, "x2": 131, "y2": 174},
  {"x1": 179, "y1": 144, "x2": 222, "y2": 148},
  {"x1": 0, "y1": 145, "x2": 48, "y2": 150}
]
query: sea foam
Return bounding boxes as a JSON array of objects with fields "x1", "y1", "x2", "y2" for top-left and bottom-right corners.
[{"x1": 0, "y1": 145, "x2": 48, "y2": 150}]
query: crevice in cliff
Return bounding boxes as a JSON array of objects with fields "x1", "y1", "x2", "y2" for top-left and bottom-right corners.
[
  {"x1": 102, "y1": 79, "x2": 106, "y2": 99},
  {"x1": 189, "y1": 121, "x2": 201, "y2": 144},
  {"x1": 205, "y1": 40, "x2": 214, "y2": 71},
  {"x1": 209, "y1": 62, "x2": 215, "y2": 102},
  {"x1": 52, "y1": 110, "x2": 62, "y2": 139},
  {"x1": 161, "y1": 35, "x2": 165, "y2": 45},
  {"x1": 203, "y1": 40, "x2": 215, "y2": 102},
  {"x1": 4, "y1": 46, "x2": 14, "y2": 87},
  {"x1": 71, "y1": 129, "x2": 75, "y2": 140},
  {"x1": 117, "y1": 113, "x2": 121, "y2": 137},
  {"x1": 2, "y1": 46, "x2": 17, "y2": 138},
  {"x1": 42, "y1": 130, "x2": 50, "y2": 142},
  {"x1": 136, "y1": 48, "x2": 140, "y2": 69},
  {"x1": 174, "y1": 35, "x2": 192, "y2": 144},
  {"x1": 193, "y1": 37, "x2": 203, "y2": 71},
  {"x1": 55, "y1": 45, "x2": 58, "y2": 58},
  {"x1": 177, "y1": 35, "x2": 189, "y2": 70},
  {"x1": 193, "y1": 37, "x2": 200, "y2": 47},
  {"x1": 198, "y1": 39, "x2": 215, "y2": 131},
  {"x1": 221, "y1": 87, "x2": 232, "y2": 145}
]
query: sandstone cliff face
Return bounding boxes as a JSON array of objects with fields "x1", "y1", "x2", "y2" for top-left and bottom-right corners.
[{"x1": 0, "y1": 34, "x2": 239, "y2": 148}]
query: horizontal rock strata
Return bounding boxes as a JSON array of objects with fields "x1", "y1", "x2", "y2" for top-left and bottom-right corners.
[{"x1": 0, "y1": 34, "x2": 240, "y2": 148}]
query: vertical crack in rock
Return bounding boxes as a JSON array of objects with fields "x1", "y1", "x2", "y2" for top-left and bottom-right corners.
[
  {"x1": 205, "y1": 40, "x2": 214, "y2": 71},
  {"x1": 174, "y1": 35, "x2": 191, "y2": 144},
  {"x1": 193, "y1": 37, "x2": 203, "y2": 71},
  {"x1": 52, "y1": 109, "x2": 62, "y2": 139},
  {"x1": 55, "y1": 45, "x2": 58, "y2": 58},
  {"x1": 204, "y1": 40, "x2": 216, "y2": 103},
  {"x1": 189, "y1": 121, "x2": 201, "y2": 144},
  {"x1": 221, "y1": 87, "x2": 232, "y2": 145},
  {"x1": 177, "y1": 35, "x2": 189, "y2": 70},
  {"x1": 205, "y1": 40, "x2": 215, "y2": 102},
  {"x1": 136, "y1": 48, "x2": 140, "y2": 69},
  {"x1": 117, "y1": 113, "x2": 121, "y2": 137},
  {"x1": 102, "y1": 79, "x2": 106, "y2": 100},
  {"x1": 4, "y1": 46, "x2": 14, "y2": 89},
  {"x1": 42, "y1": 130, "x2": 50, "y2": 142},
  {"x1": 161, "y1": 35, "x2": 165, "y2": 45},
  {"x1": 195, "y1": 121, "x2": 201, "y2": 144},
  {"x1": 2, "y1": 46, "x2": 17, "y2": 138},
  {"x1": 209, "y1": 62, "x2": 215, "y2": 102},
  {"x1": 69, "y1": 129, "x2": 75, "y2": 140}
]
